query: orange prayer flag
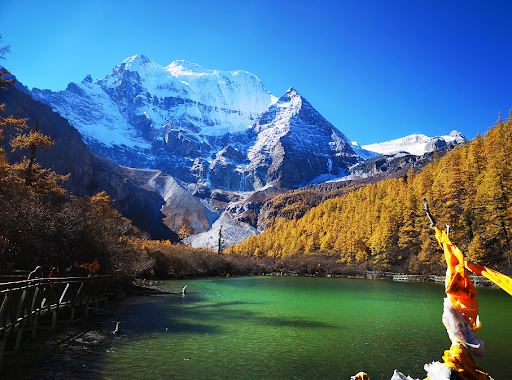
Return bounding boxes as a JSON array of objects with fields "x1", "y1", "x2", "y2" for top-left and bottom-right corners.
[
  {"x1": 434, "y1": 227, "x2": 481, "y2": 332},
  {"x1": 465, "y1": 261, "x2": 512, "y2": 297}
]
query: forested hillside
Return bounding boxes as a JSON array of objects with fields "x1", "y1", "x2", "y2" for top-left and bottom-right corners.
[{"x1": 227, "y1": 112, "x2": 512, "y2": 275}]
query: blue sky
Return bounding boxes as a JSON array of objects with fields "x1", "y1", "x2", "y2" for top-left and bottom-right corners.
[{"x1": 1, "y1": 0, "x2": 511, "y2": 145}]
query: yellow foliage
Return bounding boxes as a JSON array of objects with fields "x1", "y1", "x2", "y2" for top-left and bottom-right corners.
[{"x1": 229, "y1": 111, "x2": 512, "y2": 273}]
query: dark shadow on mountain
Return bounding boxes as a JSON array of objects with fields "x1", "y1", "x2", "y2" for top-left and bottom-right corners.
[{"x1": 0, "y1": 77, "x2": 177, "y2": 241}]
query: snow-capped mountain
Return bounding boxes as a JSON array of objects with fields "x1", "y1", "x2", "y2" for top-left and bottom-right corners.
[
  {"x1": 30, "y1": 55, "x2": 359, "y2": 191},
  {"x1": 209, "y1": 87, "x2": 360, "y2": 190},
  {"x1": 31, "y1": 54, "x2": 275, "y2": 174},
  {"x1": 183, "y1": 85, "x2": 361, "y2": 190},
  {"x1": 361, "y1": 131, "x2": 466, "y2": 156}
]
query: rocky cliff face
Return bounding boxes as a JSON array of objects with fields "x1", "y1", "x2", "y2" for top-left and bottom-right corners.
[
  {"x1": 243, "y1": 88, "x2": 360, "y2": 188},
  {"x1": 0, "y1": 82, "x2": 175, "y2": 240}
]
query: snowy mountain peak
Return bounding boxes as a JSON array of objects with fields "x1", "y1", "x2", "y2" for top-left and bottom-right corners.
[
  {"x1": 81, "y1": 74, "x2": 93, "y2": 84},
  {"x1": 252, "y1": 87, "x2": 305, "y2": 133},
  {"x1": 166, "y1": 60, "x2": 212, "y2": 75},
  {"x1": 120, "y1": 54, "x2": 153, "y2": 71},
  {"x1": 361, "y1": 131, "x2": 466, "y2": 156},
  {"x1": 30, "y1": 55, "x2": 278, "y2": 181},
  {"x1": 279, "y1": 87, "x2": 301, "y2": 100},
  {"x1": 246, "y1": 87, "x2": 358, "y2": 187},
  {"x1": 449, "y1": 130, "x2": 466, "y2": 141},
  {"x1": 124, "y1": 54, "x2": 151, "y2": 64},
  {"x1": 275, "y1": 87, "x2": 302, "y2": 110}
]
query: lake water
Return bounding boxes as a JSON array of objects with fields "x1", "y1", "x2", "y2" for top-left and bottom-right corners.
[{"x1": 12, "y1": 276, "x2": 512, "y2": 379}]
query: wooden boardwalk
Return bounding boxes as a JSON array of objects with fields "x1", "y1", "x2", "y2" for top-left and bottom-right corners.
[
  {"x1": 0, "y1": 276, "x2": 111, "y2": 367},
  {"x1": 392, "y1": 274, "x2": 429, "y2": 282},
  {"x1": 366, "y1": 271, "x2": 494, "y2": 286}
]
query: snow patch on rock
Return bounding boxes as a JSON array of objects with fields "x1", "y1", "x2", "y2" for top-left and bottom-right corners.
[{"x1": 183, "y1": 211, "x2": 258, "y2": 251}]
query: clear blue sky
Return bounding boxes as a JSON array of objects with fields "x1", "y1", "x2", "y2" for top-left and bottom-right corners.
[{"x1": 1, "y1": 0, "x2": 511, "y2": 145}]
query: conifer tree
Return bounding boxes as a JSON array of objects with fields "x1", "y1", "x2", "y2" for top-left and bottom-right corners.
[
  {"x1": 370, "y1": 205, "x2": 396, "y2": 269},
  {"x1": 459, "y1": 135, "x2": 487, "y2": 243},
  {"x1": 354, "y1": 236, "x2": 370, "y2": 264},
  {"x1": 0, "y1": 38, "x2": 25, "y2": 190},
  {"x1": 0, "y1": 36, "x2": 15, "y2": 90},
  {"x1": 466, "y1": 234, "x2": 488, "y2": 264},
  {"x1": 320, "y1": 231, "x2": 335, "y2": 251},
  {"x1": 443, "y1": 147, "x2": 464, "y2": 231},
  {"x1": 476, "y1": 166, "x2": 511, "y2": 265},
  {"x1": 415, "y1": 228, "x2": 442, "y2": 274},
  {"x1": 9, "y1": 119, "x2": 69, "y2": 196},
  {"x1": 397, "y1": 172, "x2": 422, "y2": 258},
  {"x1": 0, "y1": 40, "x2": 68, "y2": 197}
]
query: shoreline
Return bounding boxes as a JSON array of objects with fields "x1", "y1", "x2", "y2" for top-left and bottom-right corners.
[{"x1": 0, "y1": 283, "x2": 183, "y2": 379}]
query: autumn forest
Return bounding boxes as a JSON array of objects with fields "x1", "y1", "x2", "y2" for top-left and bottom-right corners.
[{"x1": 227, "y1": 112, "x2": 512, "y2": 276}]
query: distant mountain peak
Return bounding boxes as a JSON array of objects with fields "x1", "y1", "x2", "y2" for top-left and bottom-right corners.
[
  {"x1": 449, "y1": 130, "x2": 466, "y2": 140},
  {"x1": 273, "y1": 87, "x2": 303, "y2": 111},
  {"x1": 123, "y1": 53, "x2": 151, "y2": 64},
  {"x1": 120, "y1": 54, "x2": 153, "y2": 70},
  {"x1": 361, "y1": 131, "x2": 466, "y2": 156},
  {"x1": 81, "y1": 74, "x2": 93, "y2": 84},
  {"x1": 166, "y1": 60, "x2": 211, "y2": 75},
  {"x1": 279, "y1": 87, "x2": 301, "y2": 100},
  {"x1": 30, "y1": 55, "x2": 277, "y2": 186}
]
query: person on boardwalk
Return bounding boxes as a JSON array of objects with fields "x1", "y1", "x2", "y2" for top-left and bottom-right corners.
[
  {"x1": 27, "y1": 266, "x2": 43, "y2": 280},
  {"x1": 49, "y1": 265, "x2": 61, "y2": 287}
]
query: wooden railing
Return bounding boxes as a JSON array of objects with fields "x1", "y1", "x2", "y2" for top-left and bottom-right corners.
[
  {"x1": 366, "y1": 271, "x2": 494, "y2": 285},
  {"x1": 0, "y1": 276, "x2": 111, "y2": 367},
  {"x1": 392, "y1": 274, "x2": 429, "y2": 282}
]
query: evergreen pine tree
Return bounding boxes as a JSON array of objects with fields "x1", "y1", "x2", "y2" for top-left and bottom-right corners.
[{"x1": 466, "y1": 234, "x2": 488, "y2": 264}]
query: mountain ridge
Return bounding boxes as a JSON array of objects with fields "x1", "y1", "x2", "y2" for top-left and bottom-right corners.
[
  {"x1": 10, "y1": 56, "x2": 467, "y2": 248},
  {"x1": 29, "y1": 56, "x2": 362, "y2": 192},
  {"x1": 362, "y1": 130, "x2": 466, "y2": 156}
]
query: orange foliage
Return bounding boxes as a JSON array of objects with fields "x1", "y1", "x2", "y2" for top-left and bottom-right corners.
[{"x1": 228, "y1": 111, "x2": 512, "y2": 274}]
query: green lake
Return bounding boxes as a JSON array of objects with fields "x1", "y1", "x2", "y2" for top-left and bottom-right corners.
[{"x1": 17, "y1": 276, "x2": 512, "y2": 379}]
